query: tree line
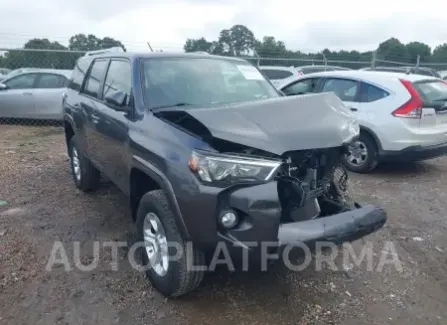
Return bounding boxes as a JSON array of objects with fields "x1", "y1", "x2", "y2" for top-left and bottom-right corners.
[
  {"x1": 0, "y1": 34, "x2": 125, "y2": 70},
  {"x1": 184, "y1": 25, "x2": 447, "y2": 68},
  {"x1": 1, "y1": 26, "x2": 447, "y2": 71}
]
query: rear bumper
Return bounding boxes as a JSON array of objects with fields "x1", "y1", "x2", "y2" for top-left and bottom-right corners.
[{"x1": 380, "y1": 141, "x2": 447, "y2": 162}]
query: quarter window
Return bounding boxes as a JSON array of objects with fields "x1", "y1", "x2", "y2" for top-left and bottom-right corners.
[{"x1": 359, "y1": 82, "x2": 389, "y2": 102}]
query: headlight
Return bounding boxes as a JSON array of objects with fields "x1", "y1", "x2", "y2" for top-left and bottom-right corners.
[{"x1": 188, "y1": 150, "x2": 281, "y2": 185}]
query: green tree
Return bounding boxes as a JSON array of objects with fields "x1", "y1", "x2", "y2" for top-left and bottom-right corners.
[
  {"x1": 69, "y1": 34, "x2": 125, "y2": 51},
  {"x1": 217, "y1": 25, "x2": 256, "y2": 56},
  {"x1": 377, "y1": 38, "x2": 410, "y2": 63},
  {"x1": 432, "y1": 43, "x2": 447, "y2": 63},
  {"x1": 405, "y1": 41, "x2": 431, "y2": 64},
  {"x1": 184, "y1": 37, "x2": 213, "y2": 53}
]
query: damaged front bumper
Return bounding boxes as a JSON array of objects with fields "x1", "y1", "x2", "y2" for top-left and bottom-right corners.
[
  {"x1": 178, "y1": 181, "x2": 387, "y2": 250},
  {"x1": 277, "y1": 204, "x2": 386, "y2": 247}
]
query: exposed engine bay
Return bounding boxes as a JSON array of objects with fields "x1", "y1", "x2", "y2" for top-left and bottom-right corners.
[{"x1": 242, "y1": 146, "x2": 355, "y2": 223}]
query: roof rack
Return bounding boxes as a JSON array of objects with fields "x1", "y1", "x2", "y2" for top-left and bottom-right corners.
[
  {"x1": 84, "y1": 47, "x2": 125, "y2": 56},
  {"x1": 191, "y1": 51, "x2": 210, "y2": 55}
]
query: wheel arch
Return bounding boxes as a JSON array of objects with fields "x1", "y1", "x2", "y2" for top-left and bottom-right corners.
[{"x1": 130, "y1": 156, "x2": 190, "y2": 239}]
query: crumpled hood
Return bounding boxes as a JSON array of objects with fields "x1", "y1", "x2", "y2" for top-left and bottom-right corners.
[{"x1": 180, "y1": 92, "x2": 359, "y2": 155}]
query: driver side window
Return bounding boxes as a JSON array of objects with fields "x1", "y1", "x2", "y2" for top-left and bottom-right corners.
[
  {"x1": 4, "y1": 73, "x2": 38, "y2": 90},
  {"x1": 282, "y1": 78, "x2": 321, "y2": 96}
]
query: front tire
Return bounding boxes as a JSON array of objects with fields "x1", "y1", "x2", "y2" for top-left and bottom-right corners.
[
  {"x1": 68, "y1": 135, "x2": 100, "y2": 192},
  {"x1": 135, "y1": 190, "x2": 205, "y2": 297},
  {"x1": 342, "y1": 133, "x2": 378, "y2": 173}
]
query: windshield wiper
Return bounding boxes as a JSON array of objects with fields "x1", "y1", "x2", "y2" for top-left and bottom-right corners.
[{"x1": 151, "y1": 103, "x2": 193, "y2": 110}]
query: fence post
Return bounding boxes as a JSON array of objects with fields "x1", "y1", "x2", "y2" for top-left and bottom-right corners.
[
  {"x1": 416, "y1": 54, "x2": 420, "y2": 67},
  {"x1": 371, "y1": 50, "x2": 377, "y2": 68}
]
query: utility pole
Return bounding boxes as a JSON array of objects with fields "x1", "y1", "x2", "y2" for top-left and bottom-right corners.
[
  {"x1": 371, "y1": 50, "x2": 377, "y2": 68},
  {"x1": 416, "y1": 54, "x2": 420, "y2": 67}
]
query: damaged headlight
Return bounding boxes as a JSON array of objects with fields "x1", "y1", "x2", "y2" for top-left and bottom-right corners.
[{"x1": 188, "y1": 150, "x2": 281, "y2": 185}]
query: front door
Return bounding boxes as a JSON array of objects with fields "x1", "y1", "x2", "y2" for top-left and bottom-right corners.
[{"x1": 0, "y1": 73, "x2": 38, "y2": 119}]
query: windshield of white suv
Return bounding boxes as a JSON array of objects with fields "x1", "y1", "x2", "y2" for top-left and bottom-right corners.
[{"x1": 141, "y1": 57, "x2": 280, "y2": 109}]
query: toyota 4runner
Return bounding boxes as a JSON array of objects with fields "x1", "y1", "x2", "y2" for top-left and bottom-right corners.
[{"x1": 62, "y1": 50, "x2": 387, "y2": 297}]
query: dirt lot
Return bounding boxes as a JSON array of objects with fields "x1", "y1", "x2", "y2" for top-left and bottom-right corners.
[{"x1": 1, "y1": 125, "x2": 446, "y2": 325}]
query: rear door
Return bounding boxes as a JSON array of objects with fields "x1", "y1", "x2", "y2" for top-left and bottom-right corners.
[
  {"x1": 320, "y1": 77, "x2": 361, "y2": 111},
  {"x1": 79, "y1": 59, "x2": 109, "y2": 168},
  {"x1": 32, "y1": 73, "x2": 68, "y2": 120},
  {"x1": 0, "y1": 73, "x2": 38, "y2": 119}
]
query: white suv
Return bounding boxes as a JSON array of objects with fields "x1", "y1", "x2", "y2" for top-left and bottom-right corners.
[
  {"x1": 278, "y1": 70, "x2": 447, "y2": 172},
  {"x1": 259, "y1": 66, "x2": 303, "y2": 88}
]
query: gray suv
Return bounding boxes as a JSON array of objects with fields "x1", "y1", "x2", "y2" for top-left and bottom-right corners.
[{"x1": 63, "y1": 50, "x2": 387, "y2": 297}]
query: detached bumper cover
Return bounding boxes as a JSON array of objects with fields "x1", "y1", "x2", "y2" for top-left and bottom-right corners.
[{"x1": 278, "y1": 205, "x2": 386, "y2": 247}]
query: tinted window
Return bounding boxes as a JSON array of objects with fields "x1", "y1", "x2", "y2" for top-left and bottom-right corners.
[
  {"x1": 36, "y1": 74, "x2": 66, "y2": 89},
  {"x1": 359, "y1": 82, "x2": 389, "y2": 102},
  {"x1": 282, "y1": 78, "x2": 321, "y2": 96},
  {"x1": 102, "y1": 60, "x2": 131, "y2": 100},
  {"x1": 261, "y1": 69, "x2": 293, "y2": 80},
  {"x1": 413, "y1": 80, "x2": 447, "y2": 101},
  {"x1": 70, "y1": 57, "x2": 92, "y2": 91},
  {"x1": 83, "y1": 60, "x2": 108, "y2": 98},
  {"x1": 321, "y1": 78, "x2": 358, "y2": 101},
  {"x1": 141, "y1": 58, "x2": 279, "y2": 109},
  {"x1": 4, "y1": 73, "x2": 37, "y2": 89}
]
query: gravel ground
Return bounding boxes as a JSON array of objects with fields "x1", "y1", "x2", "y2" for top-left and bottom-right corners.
[{"x1": 0, "y1": 125, "x2": 446, "y2": 325}]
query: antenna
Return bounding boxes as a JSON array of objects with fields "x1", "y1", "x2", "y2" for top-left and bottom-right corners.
[{"x1": 147, "y1": 42, "x2": 154, "y2": 52}]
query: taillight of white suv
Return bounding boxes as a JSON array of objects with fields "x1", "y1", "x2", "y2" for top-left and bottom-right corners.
[{"x1": 391, "y1": 79, "x2": 424, "y2": 119}]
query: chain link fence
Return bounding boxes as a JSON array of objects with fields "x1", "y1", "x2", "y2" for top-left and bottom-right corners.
[{"x1": 1, "y1": 47, "x2": 447, "y2": 126}]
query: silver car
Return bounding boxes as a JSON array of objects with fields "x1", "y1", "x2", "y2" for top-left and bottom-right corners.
[{"x1": 0, "y1": 69, "x2": 72, "y2": 121}]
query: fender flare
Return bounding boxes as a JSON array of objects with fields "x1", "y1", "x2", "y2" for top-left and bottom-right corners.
[{"x1": 131, "y1": 155, "x2": 190, "y2": 239}]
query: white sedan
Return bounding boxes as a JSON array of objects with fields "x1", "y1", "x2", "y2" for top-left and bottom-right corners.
[{"x1": 278, "y1": 70, "x2": 447, "y2": 173}]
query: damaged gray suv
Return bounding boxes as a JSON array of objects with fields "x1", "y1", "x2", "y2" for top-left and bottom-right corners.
[{"x1": 63, "y1": 51, "x2": 387, "y2": 298}]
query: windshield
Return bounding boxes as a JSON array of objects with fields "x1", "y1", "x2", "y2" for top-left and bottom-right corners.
[
  {"x1": 413, "y1": 80, "x2": 447, "y2": 101},
  {"x1": 141, "y1": 57, "x2": 279, "y2": 109}
]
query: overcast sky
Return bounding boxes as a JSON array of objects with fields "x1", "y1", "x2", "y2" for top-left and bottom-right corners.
[{"x1": 1, "y1": 0, "x2": 446, "y2": 53}]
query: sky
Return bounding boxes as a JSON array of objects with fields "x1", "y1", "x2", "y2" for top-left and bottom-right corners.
[{"x1": 1, "y1": 0, "x2": 446, "y2": 53}]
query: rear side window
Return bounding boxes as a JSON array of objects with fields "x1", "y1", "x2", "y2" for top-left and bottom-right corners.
[
  {"x1": 261, "y1": 69, "x2": 293, "y2": 80},
  {"x1": 413, "y1": 80, "x2": 447, "y2": 102},
  {"x1": 36, "y1": 74, "x2": 67, "y2": 89},
  {"x1": 359, "y1": 82, "x2": 389, "y2": 102},
  {"x1": 282, "y1": 77, "x2": 322, "y2": 96},
  {"x1": 82, "y1": 60, "x2": 108, "y2": 98},
  {"x1": 70, "y1": 58, "x2": 92, "y2": 91},
  {"x1": 321, "y1": 78, "x2": 359, "y2": 101}
]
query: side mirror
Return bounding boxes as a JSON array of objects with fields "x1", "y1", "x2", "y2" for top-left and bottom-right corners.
[
  {"x1": 104, "y1": 91, "x2": 130, "y2": 112},
  {"x1": 0, "y1": 83, "x2": 9, "y2": 90}
]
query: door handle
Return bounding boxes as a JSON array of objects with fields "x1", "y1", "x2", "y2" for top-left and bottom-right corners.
[
  {"x1": 349, "y1": 107, "x2": 358, "y2": 112},
  {"x1": 22, "y1": 92, "x2": 32, "y2": 96}
]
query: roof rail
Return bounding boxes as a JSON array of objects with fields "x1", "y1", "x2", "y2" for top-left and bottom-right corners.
[
  {"x1": 84, "y1": 47, "x2": 125, "y2": 56},
  {"x1": 191, "y1": 51, "x2": 210, "y2": 55}
]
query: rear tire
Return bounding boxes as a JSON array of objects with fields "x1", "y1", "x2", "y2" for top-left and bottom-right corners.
[
  {"x1": 342, "y1": 133, "x2": 378, "y2": 173},
  {"x1": 135, "y1": 190, "x2": 205, "y2": 298},
  {"x1": 68, "y1": 135, "x2": 100, "y2": 192}
]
